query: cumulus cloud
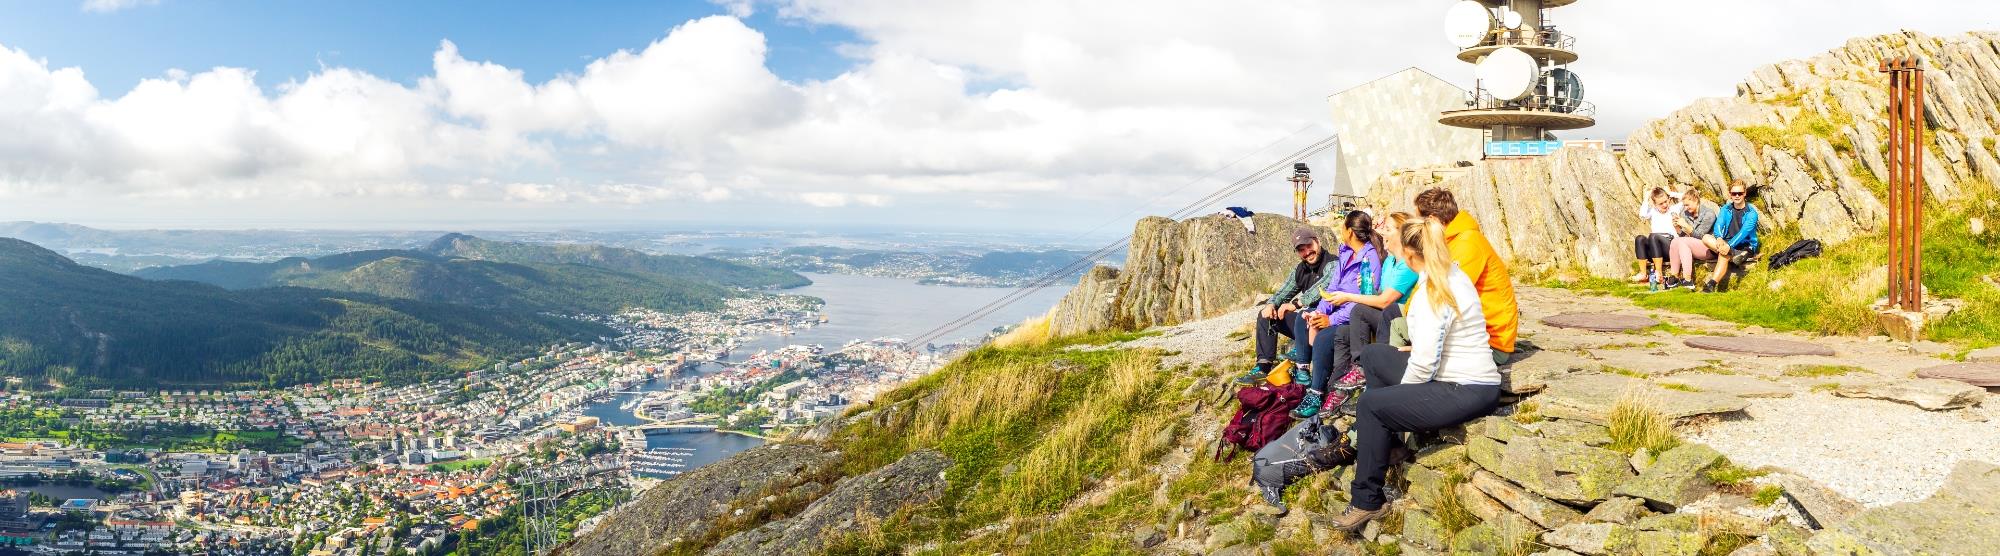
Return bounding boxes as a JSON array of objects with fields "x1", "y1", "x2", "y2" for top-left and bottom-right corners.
[{"x1": 9, "y1": 1, "x2": 2000, "y2": 228}]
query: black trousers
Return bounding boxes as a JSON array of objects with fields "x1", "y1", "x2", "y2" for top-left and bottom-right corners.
[
  {"x1": 1253, "y1": 310, "x2": 1309, "y2": 365},
  {"x1": 1347, "y1": 376, "x2": 1500, "y2": 510},
  {"x1": 1356, "y1": 343, "x2": 1412, "y2": 390},
  {"x1": 1633, "y1": 233, "x2": 1673, "y2": 260},
  {"x1": 1309, "y1": 303, "x2": 1401, "y2": 391}
]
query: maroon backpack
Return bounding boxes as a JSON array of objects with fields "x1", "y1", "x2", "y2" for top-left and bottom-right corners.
[{"x1": 1215, "y1": 382, "x2": 1305, "y2": 462}]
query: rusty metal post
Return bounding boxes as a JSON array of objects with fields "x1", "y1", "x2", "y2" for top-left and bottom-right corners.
[{"x1": 1880, "y1": 56, "x2": 1925, "y2": 313}]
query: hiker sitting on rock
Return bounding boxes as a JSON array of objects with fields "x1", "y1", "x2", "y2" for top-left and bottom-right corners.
[
  {"x1": 1294, "y1": 210, "x2": 1386, "y2": 418},
  {"x1": 1667, "y1": 185, "x2": 1718, "y2": 292},
  {"x1": 1632, "y1": 187, "x2": 1679, "y2": 289},
  {"x1": 1702, "y1": 180, "x2": 1762, "y2": 293},
  {"x1": 1300, "y1": 211, "x2": 1421, "y2": 418},
  {"x1": 1411, "y1": 188, "x2": 1518, "y2": 366},
  {"x1": 1333, "y1": 217, "x2": 1503, "y2": 534},
  {"x1": 1238, "y1": 228, "x2": 1334, "y2": 385}
]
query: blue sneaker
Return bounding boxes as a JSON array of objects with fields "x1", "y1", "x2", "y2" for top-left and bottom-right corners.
[
  {"x1": 1284, "y1": 344, "x2": 1303, "y2": 362},
  {"x1": 1292, "y1": 389, "x2": 1323, "y2": 419},
  {"x1": 1235, "y1": 365, "x2": 1270, "y2": 385},
  {"x1": 1291, "y1": 364, "x2": 1312, "y2": 385}
]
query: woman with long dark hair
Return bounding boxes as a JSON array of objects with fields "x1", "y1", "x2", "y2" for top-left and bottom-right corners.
[{"x1": 1294, "y1": 210, "x2": 1384, "y2": 418}]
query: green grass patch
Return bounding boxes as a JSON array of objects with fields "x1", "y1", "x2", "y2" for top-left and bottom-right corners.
[
  {"x1": 1660, "y1": 382, "x2": 1702, "y2": 393},
  {"x1": 1607, "y1": 394, "x2": 1681, "y2": 457},
  {"x1": 1782, "y1": 364, "x2": 1865, "y2": 378},
  {"x1": 1706, "y1": 459, "x2": 1770, "y2": 490},
  {"x1": 1752, "y1": 485, "x2": 1786, "y2": 506},
  {"x1": 1602, "y1": 366, "x2": 1647, "y2": 379},
  {"x1": 1512, "y1": 401, "x2": 1545, "y2": 424},
  {"x1": 1811, "y1": 382, "x2": 1841, "y2": 394}
]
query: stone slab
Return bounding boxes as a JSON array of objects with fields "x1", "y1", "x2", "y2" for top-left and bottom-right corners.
[
  {"x1": 1537, "y1": 373, "x2": 1750, "y2": 425},
  {"x1": 1774, "y1": 474, "x2": 1863, "y2": 530},
  {"x1": 1807, "y1": 460, "x2": 2000, "y2": 555},
  {"x1": 1914, "y1": 362, "x2": 2000, "y2": 387},
  {"x1": 1684, "y1": 336, "x2": 1836, "y2": 357},
  {"x1": 1967, "y1": 346, "x2": 2000, "y2": 363},
  {"x1": 1655, "y1": 374, "x2": 1795, "y2": 398},
  {"x1": 1835, "y1": 378, "x2": 1986, "y2": 411},
  {"x1": 1542, "y1": 312, "x2": 1661, "y2": 333}
]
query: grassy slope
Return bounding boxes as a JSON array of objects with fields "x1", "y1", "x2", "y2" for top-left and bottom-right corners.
[{"x1": 662, "y1": 328, "x2": 1353, "y2": 556}]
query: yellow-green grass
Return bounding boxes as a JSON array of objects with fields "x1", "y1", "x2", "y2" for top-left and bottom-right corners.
[{"x1": 1606, "y1": 392, "x2": 1681, "y2": 457}]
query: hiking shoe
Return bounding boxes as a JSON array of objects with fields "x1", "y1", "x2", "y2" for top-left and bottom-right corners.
[
  {"x1": 1284, "y1": 344, "x2": 1303, "y2": 362},
  {"x1": 1662, "y1": 276, "x2": 1683, "y2": 290},
  {"x1": 1319, "y1": 388, "x2": 1347, "y2": 414},
  {"x1": 1292, "y1": 389, "x2": 1324, "y2": 419},
  {"x1": 1290, "y1": 364, "x2": 1311, "y2": 385},
  {"x1": 1234, "y1": 368, "x2": 1268, "y2": 385},
  {"x1": 1332, "y1": 505, "x2": 1390, "y2": 533},
  {"x1": 1701, "y1": 279, "x2": 1717, "y2": 293}
]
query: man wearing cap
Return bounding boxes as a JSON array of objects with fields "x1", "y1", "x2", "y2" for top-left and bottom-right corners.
[{"x1": 1238, "y1": 228, "x2": 1335, "y2": 385}]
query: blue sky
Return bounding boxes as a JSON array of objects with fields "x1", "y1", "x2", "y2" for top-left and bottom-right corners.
[
  {"x1": 0, "y1": 1, "x2": 858, "y2": 90},
  {"x1": 0, "y1": 1, "x2": 1995, "y2": 233}
]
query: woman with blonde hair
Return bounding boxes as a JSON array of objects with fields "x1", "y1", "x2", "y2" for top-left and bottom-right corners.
[
  {"x1": 1300, "y1": 212, "x2": 1421, "y2": 418},
  {"x1": 1332, "y1": 217, "x2": 1502, "y2": 533}
]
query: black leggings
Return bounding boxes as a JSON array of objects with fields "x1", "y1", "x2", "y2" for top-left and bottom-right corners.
[
  {"x1": 1633, "y1": 233, "x2": 1673, "y2": 260},
  {"x1": 1309, "y1": 303, "x2": 1402, "y2": 391}
]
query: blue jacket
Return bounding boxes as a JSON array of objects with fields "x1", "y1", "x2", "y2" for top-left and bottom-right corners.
[{"x1": 1711, "y1": 203, "x2": 1760, "y2": 251}]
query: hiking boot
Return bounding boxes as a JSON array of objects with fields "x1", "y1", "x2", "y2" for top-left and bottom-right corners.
[
  {"x1": 1290, "y1": 364, "x2": 1311, "y2": 385},
  {"x1": 1332, "y1": 505, "x2": 1390, "y2": 533},
  {"x1": 1292, "y1": 389, "x2": 1324, "y2": 419},
  {"x1": 1235, "y1": 364, "x2": 1270, "y2": 385},
  {"x1": 1319, "y1": 388, "x2": 1348, "y2": 414},
  {"x1": 1701, "y1": 279, "x2": 1717, "y2": 293}
]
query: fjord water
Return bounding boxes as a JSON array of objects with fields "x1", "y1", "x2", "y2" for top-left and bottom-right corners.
[{"x1": 583, "y1": 271, "x2": 1071, "y2": 467}]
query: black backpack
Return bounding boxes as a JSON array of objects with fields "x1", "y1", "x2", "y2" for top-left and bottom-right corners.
[
  {"x1": 1768, "y1": 239, "x2": 1822, "y2": 271},
  {"x1": 1250, "y1": 415, "x2": 1355, "y2": 508}
]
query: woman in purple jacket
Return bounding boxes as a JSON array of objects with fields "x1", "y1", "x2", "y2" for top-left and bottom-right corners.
[{"x1": 1298, "y1": 210, "x2": 1384, "y2": 417}]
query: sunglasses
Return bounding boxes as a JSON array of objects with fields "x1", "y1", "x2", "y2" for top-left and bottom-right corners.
[{"x1": 1729, "y1": 191, "x2": 1747, "y2": 197}]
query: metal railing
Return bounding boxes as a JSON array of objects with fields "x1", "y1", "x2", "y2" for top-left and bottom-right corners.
[
  {"x1": 1455, "y1": 89, "x2": 1596, "y2": 118},
  {"x1": 1473, "y1": 28, "x2": 1575, "y2": 52}
]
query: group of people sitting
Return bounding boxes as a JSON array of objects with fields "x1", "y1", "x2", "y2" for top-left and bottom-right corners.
[
  {"x1": 1237, "y1": 187, "x2": 1519, "y2": 533},
  {"x1": 1632, "y1": 180, "x2": 1763, "y2": 292}
]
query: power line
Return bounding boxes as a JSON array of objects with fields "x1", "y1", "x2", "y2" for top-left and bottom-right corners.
[{"x1": 903, "y1": 133, "x2": 1340, "y2": 349}]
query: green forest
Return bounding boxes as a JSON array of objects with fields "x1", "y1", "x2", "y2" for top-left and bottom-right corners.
[
  {"x1": 0, "y1": 238, "x2": 608, "y2": 389},
  {"x1": 423, "y1": 233, "x2": 810, "y2": 289}
]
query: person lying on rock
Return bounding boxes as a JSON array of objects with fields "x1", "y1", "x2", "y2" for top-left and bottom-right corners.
[
  {"x1": 1294, "y1": 210, "x2": 1386, "y2": 418},
  {"x1": 1411, "y1": 188, "x2": 1518, "y2": 366},
  {"x1": 1333, "y1": 217, "x2": 1503, "y2": 534},
  {"x1": 1632, "y1": 187, "x2": 1679, "y2": 290},
  {"x1": 1238, "y1": 227, "x2": 1335, "y2": 385},
  {"x1": 1702, "y1": 180, "x2": 1762, "y2": 293},
  {"x1": 1667, "y1": 185, "x2": 1719, "y2": 292}
]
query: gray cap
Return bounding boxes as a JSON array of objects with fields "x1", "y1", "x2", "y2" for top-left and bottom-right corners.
[{"x1": 1291, "y1": 228, "x2": 1319, "y2": 247}]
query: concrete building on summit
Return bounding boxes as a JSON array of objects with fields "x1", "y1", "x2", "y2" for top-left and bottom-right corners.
[{"x1": 1324, "y1": 67, "x2": 1484, "y2": 198}]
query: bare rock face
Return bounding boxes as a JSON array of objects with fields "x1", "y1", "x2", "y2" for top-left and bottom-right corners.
[
  {"x1": 1365, "y1": 31, "x2": 2000, "y2": 278},
  {"x1": 1045, "y1": 212, "x2": 1319, "y2": 336},
  {"x1": 558, "y1": 444, "x2": 842, "y2": 556},
  {"x1": 706, "y1": 450, "x2": 951, "y2": 555}
]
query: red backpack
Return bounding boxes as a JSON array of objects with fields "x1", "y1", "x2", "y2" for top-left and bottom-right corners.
[{"x1": 1215, "y1": 382, "x2": 1305, "y2": 462}]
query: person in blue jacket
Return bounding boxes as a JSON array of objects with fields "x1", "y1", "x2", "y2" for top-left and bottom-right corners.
[{"x1": 1702, "y1": 180, "x2": 1760, "y2": 293}]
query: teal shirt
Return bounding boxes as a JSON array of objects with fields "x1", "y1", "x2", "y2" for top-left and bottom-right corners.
[{"x1": 1382, "y1": 255, "x2": 1418, "y2": 306}]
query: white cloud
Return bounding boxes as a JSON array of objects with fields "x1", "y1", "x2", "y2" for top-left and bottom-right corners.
[
  {"x1": 9, "y1": 2, "x2": 2000, "y2": 229},
  {"x1": 81, "y1": 0, "x2": 157, "y2": 13}
]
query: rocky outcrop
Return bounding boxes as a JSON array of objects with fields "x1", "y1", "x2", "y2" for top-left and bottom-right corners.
[
  {"x1": 1367, "y1": 31, "x2": 2000, "y2": 277},
  {"x1": 1045, "y1": 212, "x2": 1325, "y2": 336},
  {"x1": 707, "y1": 450, "x2": 950, "y2": 555},
  {"x1": 1806, "y1": 459, "x2": 2000, "y2": 555},
  {"x1": 558, "y1": 444, "x2": 842, "y2": 556}
]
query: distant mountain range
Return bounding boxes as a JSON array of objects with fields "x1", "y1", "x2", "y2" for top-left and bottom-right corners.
[
  {"x1": 0, "y1": 238, "x2": 612, "y2": 389},
  {"x1": 134, "y1": 233, "x2": 809, "y2": 315}
]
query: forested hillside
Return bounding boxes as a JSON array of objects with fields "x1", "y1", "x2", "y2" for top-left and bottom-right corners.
[
  {"x1": 137, "y1": 249, "x2": 734, "y2": 315},
  {"x1": 0, "y1": 239, "x2": 609, "y2": 389},
  {"x1": 424, "y1": 233, "x2": 811, "y2": 289}
]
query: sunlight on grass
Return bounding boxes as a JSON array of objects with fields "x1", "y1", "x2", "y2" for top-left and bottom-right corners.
[{"x1": 1606, "y1": 392, "x2": 1681, "y2": 457}]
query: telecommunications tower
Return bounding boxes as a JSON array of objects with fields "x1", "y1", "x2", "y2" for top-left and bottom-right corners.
[{"x1": 1439, "y1": 0, "x2": 1595, "y2": 157}]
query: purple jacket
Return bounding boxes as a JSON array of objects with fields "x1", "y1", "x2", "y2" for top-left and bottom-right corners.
[{"x1": 1314, "y1": 242, "x2": 1383, "y2": 327}]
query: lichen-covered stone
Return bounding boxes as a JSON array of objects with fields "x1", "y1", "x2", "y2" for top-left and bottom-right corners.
[
  {"x1": 1400, "y1": 509, "x2": 1453, "y2": 552},
  {"x1": 1613, "y1": 444, "x2": 1725, "y2": 512},
  {"x1": 1415, "y1": 443, "x2": 1469, "y2": 471},
  {"x1": 1543, "y1": 522, "x2": 1636, "y2": 555},
  {"x1": 1467, "y1": 435, "x2": 1505, "y2": 473},
  {"x1": 1470, "y1": 470, "x2": 1583, "y2": 530},
  {"x1": 1581, "y1": 496, "x2": 1651, "y2": 525},
  {"x1": 1493, "y1": 436, "x2": 1636, "y2": 505},
  {"x1": 1533, "y1": 419, "x2": 1612, "y2": 447},
  {"x1": 1538, "y1": 373, "x2": 1748, "y2": 425},
  {"x1": 1633, "y1": 529, "x2": 1709, "y2": 556},
  {"x1": 706, "y1": 449, "x2": 952, "y2": 555},
  {"x1": 1405, "y1": 464, "x2": 1448, "y2": 508},
  {"x1": 562, "y1": 444, "x2": 843, "y2": 556}
]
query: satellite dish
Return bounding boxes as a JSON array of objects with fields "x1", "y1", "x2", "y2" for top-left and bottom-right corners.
[
  {"x1": 1500, "y1": 8, "x2": 1523, "y2": 30},
  {"x1": 1476, "y1": 47, "x2": 1539, "y2": 101},
  {"x1": 1444, "y1": 1, "x2": 1495, "y2": 49},
  {"x1": 1548, "y1": 68, "x2": 1585, "y2": 112}
]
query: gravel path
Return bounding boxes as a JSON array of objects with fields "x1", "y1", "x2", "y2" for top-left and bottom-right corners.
[
  {"x1": 1689, "y1": 392, "x2": 2000, "y2": 507},
  {"x1": 1114, "y1": 307, "x2": 1258, "y2": 370}
]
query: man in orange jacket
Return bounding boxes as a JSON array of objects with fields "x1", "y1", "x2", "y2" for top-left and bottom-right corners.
[{"x1": 1413, "y1": 188, "x2": 1517, "y2": 365}]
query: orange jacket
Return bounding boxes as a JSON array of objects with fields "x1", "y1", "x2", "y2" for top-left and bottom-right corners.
[{"x1": 1443, "y1": 214, "x2": 1518, "y2": 353}]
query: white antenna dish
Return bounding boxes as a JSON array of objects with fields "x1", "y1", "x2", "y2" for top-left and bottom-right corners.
[
  {"x1": 1444, "y1": 1, "x2": 1494, "y2": 49},
  {"x1": 1500, "y1": 8, "x2": 1523, "y2": 30},
  {"x1": 1476, "y1": 47, "x2": 1539, "y2": 101}
]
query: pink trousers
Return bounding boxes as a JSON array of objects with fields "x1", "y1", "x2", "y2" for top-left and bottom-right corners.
[{"x1": 1668, "y1": 237, "x2": 1714, "y2": 277}]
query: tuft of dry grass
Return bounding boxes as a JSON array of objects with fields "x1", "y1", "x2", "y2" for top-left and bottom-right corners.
[
  {"x1": 1606, "y1": 391, "x2": 1681, "y2": 456},
  {"x1": 910, "y1": 360, "x2": 1062, "y2": 445},
  {"x1": 991, "y1": 316, "x2": 1053, "y2": 348}
]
